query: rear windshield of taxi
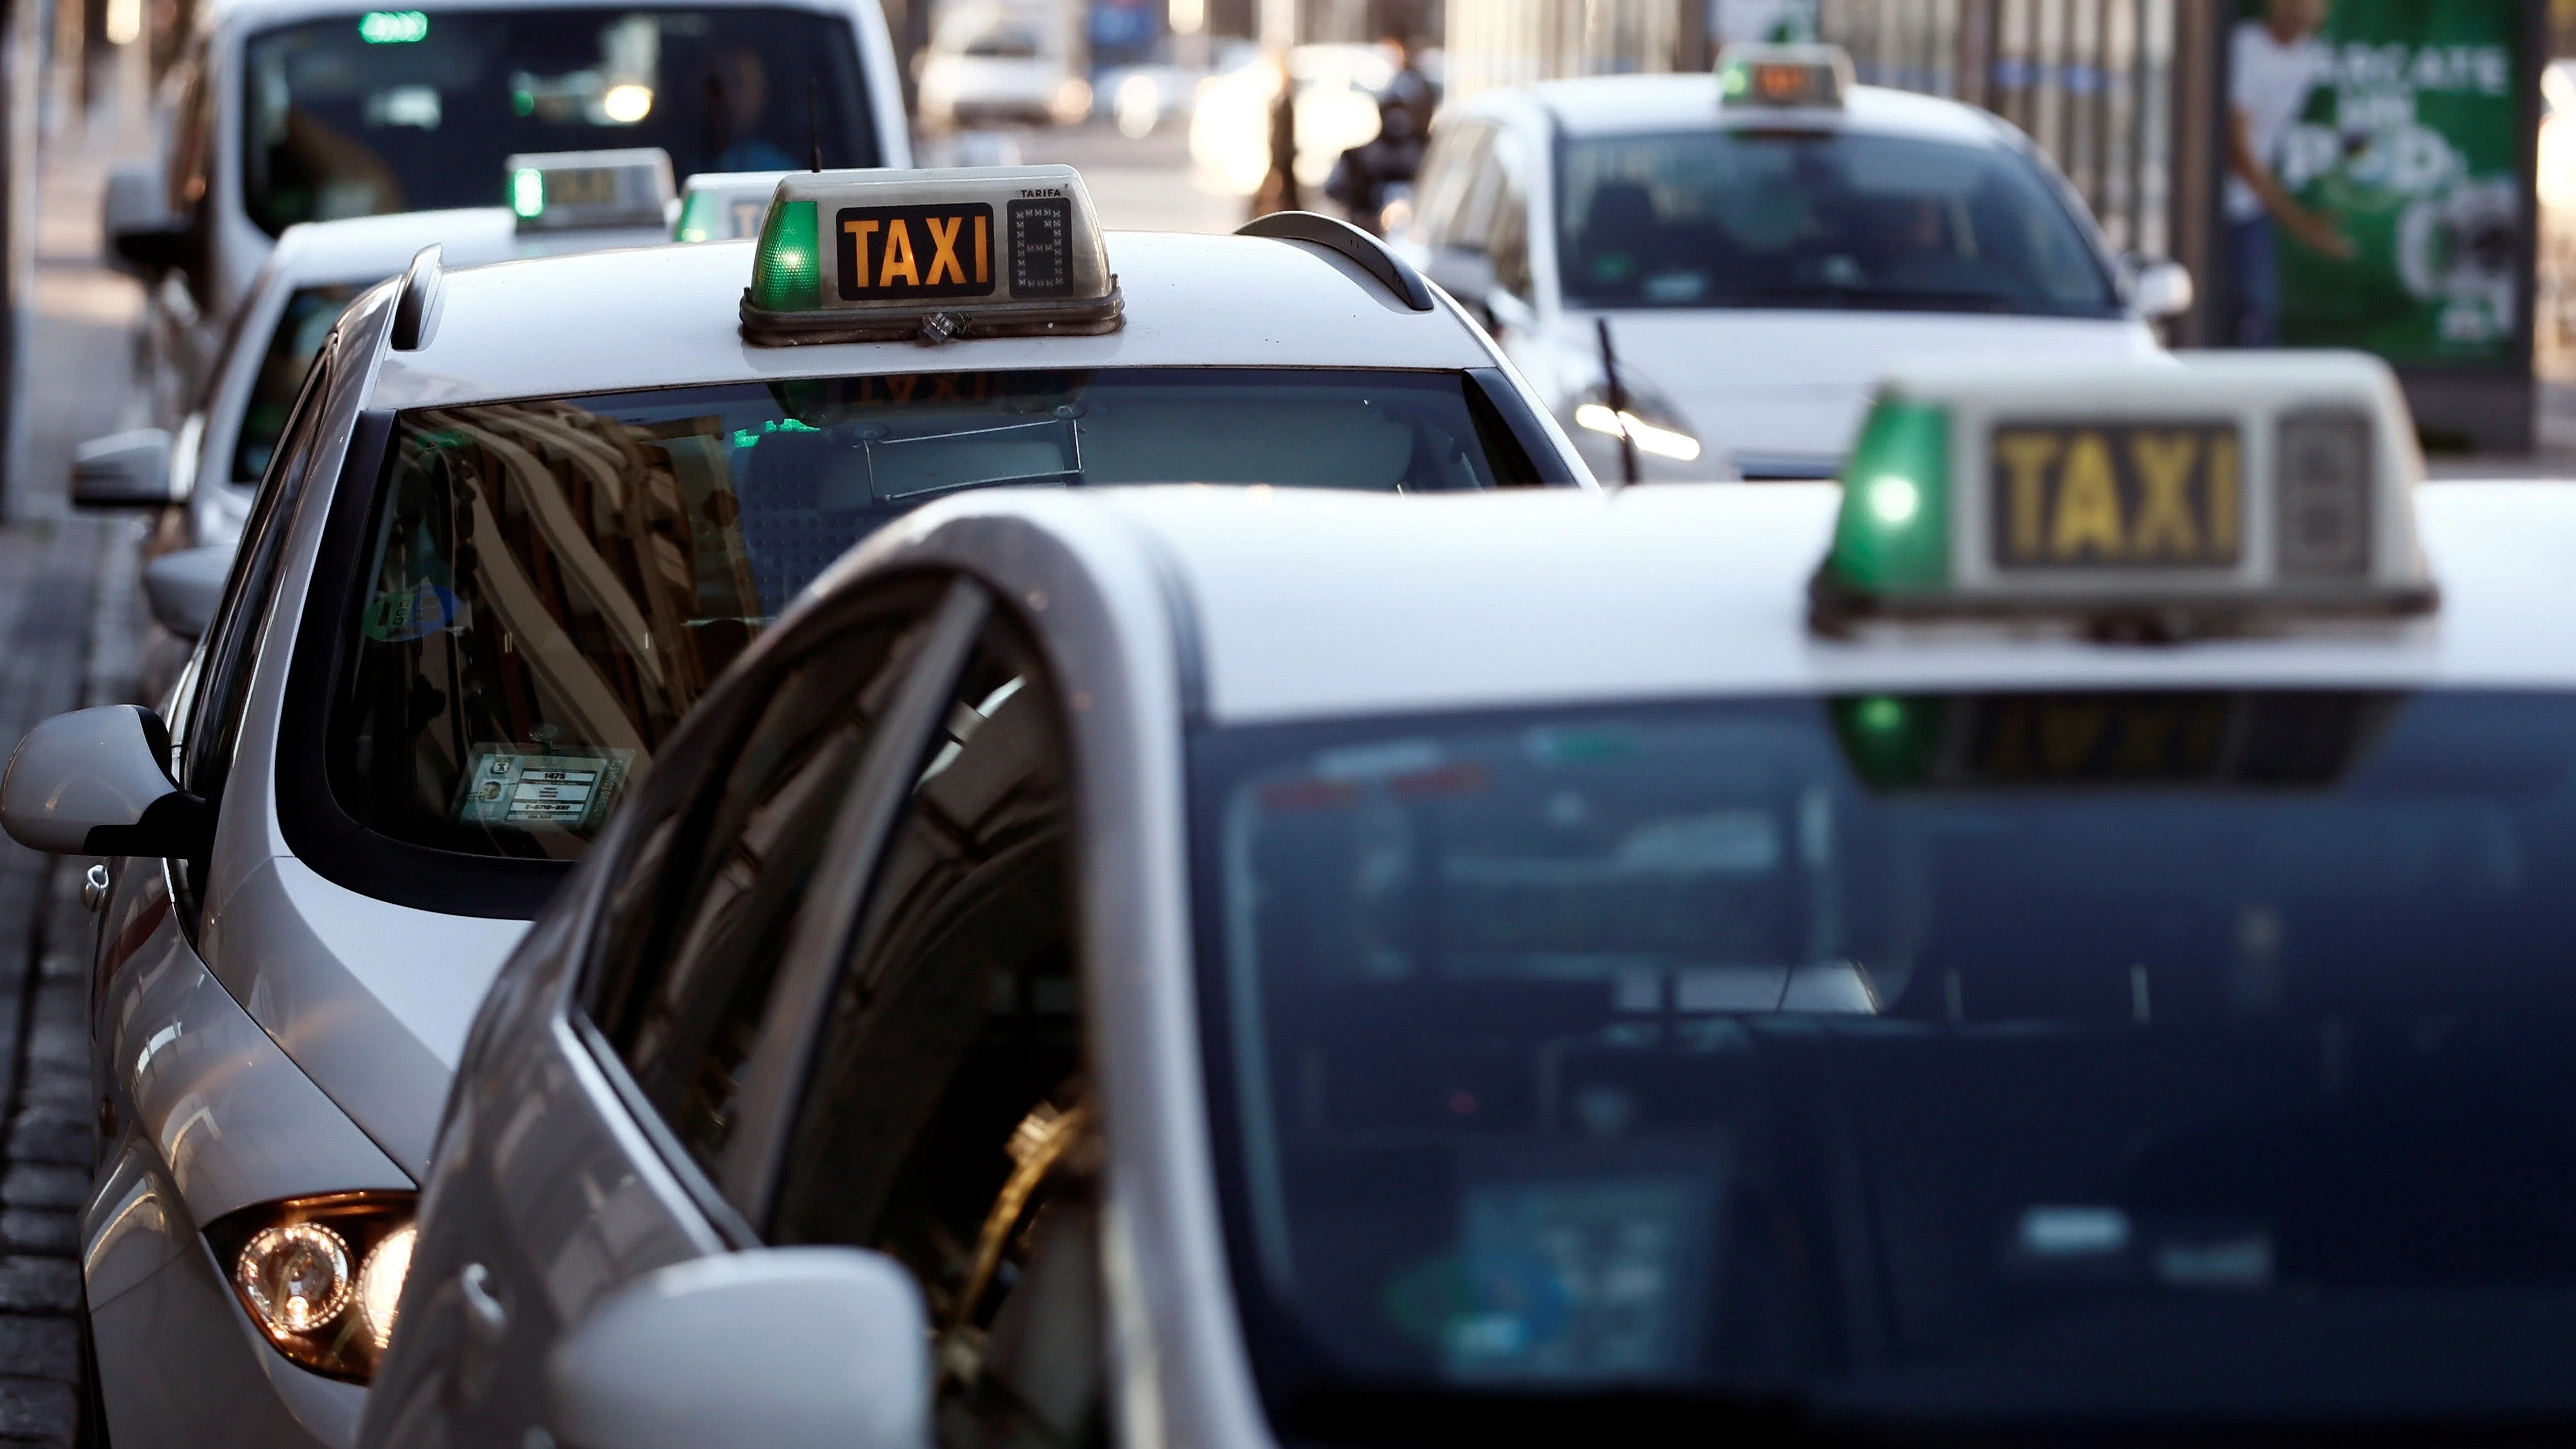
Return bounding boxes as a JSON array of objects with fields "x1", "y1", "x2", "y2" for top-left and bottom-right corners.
[
  {"x1": 1193, "y1": 688, "x2": 2576, "y2": 1427},
  {"x1": 323, "y1": 367, "x2": 1551, "y2": 862}
]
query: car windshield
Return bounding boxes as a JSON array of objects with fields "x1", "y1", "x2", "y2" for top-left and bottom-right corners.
[
  {"x1": 240, "y1": 7, "x2": 876, "y2": 237},
  {"x1": 330, "y1": 367, "x2": 1540, "y2": 861},
  {"x1": 1196, "y1": 690, "x2": 2576, "y2": 1432},
  {"x1": 236, "y1": 284, "x2": 361, "y2": 482},
  {"x1": 1559, "y1": 129, "x2": 2116, "y2": 315}
]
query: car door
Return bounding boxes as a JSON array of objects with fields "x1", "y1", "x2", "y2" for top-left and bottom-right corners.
[
  {"x1": 361, "y1": 574, "x2": 986, "y2": 1449},
  {"x1": 748, "y1": 600, "x2": 1102, "y2": 1448},
  {"x1": 92, "y1": 338, "x2": 333, "y2": 1070}
]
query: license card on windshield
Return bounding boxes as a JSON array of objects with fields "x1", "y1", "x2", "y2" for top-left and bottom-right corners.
[
  {"x1": 1990, "y1": 421, "x2": 2241, "y2": 570},
  {"x1": 454, "y1": 746, "x2": 634, "y2": 833}
]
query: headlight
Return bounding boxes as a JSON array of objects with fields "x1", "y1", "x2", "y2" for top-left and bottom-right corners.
[
  {"x1": 207, "y1": 1192, "x2": 418, "y2": 1382},
  {"x1": 1574, "y1": 400, "x2": 1703, "y2": 462}
]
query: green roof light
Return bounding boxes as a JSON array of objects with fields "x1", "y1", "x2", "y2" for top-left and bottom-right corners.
[
  {"x1": 1824, "y1": 398, "x2": 1952, "y2": 597},
  {"x1": 673, "y1": 188, "x2": 717, "y2": 242},
  {"x1": 359, "y1": 10, "x2": 427, "y2": 43},
  {"x1": 508, "y1": 168, "x2": 544, "y2": 218},
  {"x1": 750, "y1": 199, "x2": 821, "y2": 313}
]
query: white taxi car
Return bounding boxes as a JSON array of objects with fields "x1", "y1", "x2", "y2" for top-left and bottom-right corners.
[
  {"x1": 362, "y1": 351, "x2": 2576, "y2": 1447},
  {"x1": 106, "y1": 0, "x2": 910, "y2": 421},
  {"x1": 1396, "y1": 43, "x2": 2193, "y2": 481},
  {"x1": 78, "y1": 152, "x2": 687, "y2": 705},
  {"x1": 4, "y1": 169, "x2": 1584, "y2": 1449}
]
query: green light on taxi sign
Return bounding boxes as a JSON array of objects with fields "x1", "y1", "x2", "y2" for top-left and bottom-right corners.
[
  {"x1": 1831, "y1": 694, "x2": 1940, "y2": 789},
  {"x1": 1825, "y1": 398, "x2": 1951, "y2": 595},
  {"x1": 509, "y1": 168, "x2": 544, "y2": 219},
  {"x1": 359, "y1": 10, "x2": 427, "y2": 43},
  {"x1": 751, "y1": 200, "x2": 821, "y2": 313},
  {"x1": 675, "y1": 188, "x2": 718, "y2": 243}
]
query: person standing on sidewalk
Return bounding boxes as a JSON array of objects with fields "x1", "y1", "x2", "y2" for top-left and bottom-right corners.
[{"x1": 2227, "y1": 0, "x2": 2352, "y2": 345}]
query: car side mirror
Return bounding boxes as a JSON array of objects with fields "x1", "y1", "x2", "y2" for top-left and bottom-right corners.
[
  {"x1": 103, "y1": 162, "x2": 191, "y2": 281},
  {"x1": 546, "y1": 1248, "x2": 930, "y2": 1449},
  {"x1": 1, "y1": 706, "x2": 211, "y2": 857},
  {"x1": 2125, "y1": 255, "x2": 2194, "y2": 321},
  {"x1": 71, "y1": 428, "x2": 177, "y2": 509},
  {"x1": 142, "y1": 545, "x2": 229, "y2": 641}
]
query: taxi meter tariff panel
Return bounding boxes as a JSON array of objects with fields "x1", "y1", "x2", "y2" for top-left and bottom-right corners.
[
  {"x1": 1812, "y1": 351, "x2": 2434, "y2": 631},
  {"x1": 744, "y1": 165, "x2": 1120, "y2": 344}
]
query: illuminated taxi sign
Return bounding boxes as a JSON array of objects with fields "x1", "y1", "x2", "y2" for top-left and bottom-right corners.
[
  {"x1": 1811, "y1": 353, "x2": 2436, "y2": 633},
  {"x1": 505, "y1": 148, "x2": 675, "y2": 233},
  {"x1": 743, "y1": 165, "x2": 1121, "y2": 345},
  {"x1": 673, "y1": 170, "x2": 789, "y2": 243},
  {"x1": 1716, "y1": 43, "x2": 1851, "y2": 109}
]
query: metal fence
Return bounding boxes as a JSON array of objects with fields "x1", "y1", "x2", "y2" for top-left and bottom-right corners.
[
  {"x1": 1822, "y1": 0, "x2": 2179, "y2": 257},
  {"x1": 1441, "y1": 0, "x2": 2192, "y2": 263}
]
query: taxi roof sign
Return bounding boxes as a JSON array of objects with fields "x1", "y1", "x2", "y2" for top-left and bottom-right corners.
[
  {"x1": 675, "y1": 170, "x2": 789, "y2": 243},
  {"x1": 1716, "y1": 42, "x2": 1852, "y2": 109},
  {"x1": 505, "y1": 147, "x2": 675, "y2": 234},
  {"x1": 1811, "y1": 351, "x2": 2437, "y2": 635},
  {"x1": 743, "y1": 165, "x2": 1122, "y2": 346}
]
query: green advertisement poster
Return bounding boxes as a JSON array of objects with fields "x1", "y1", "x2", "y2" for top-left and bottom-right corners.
[{"x1": 2259, "y1": 0, "x2": 2524, "y2": 361}]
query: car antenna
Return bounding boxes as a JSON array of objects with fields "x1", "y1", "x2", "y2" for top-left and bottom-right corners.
[
  {"x1": 1597, "y1": 317, "x2": 1640, "y2": 487},
  {"x1": 807, "y1": 78, "x2": 822, "y2": 171}
]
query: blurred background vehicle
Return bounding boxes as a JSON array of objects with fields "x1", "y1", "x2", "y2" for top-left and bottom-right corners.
[
  {"x1": 1393, "y1": 53, "x2": 2186, "y2": 482},
  {"x1": 915, "y1": 0, "x2": 1091, "y2": 129},
  {"x1": 104, "y1": 0, "x2": 910, "y2": 430}
]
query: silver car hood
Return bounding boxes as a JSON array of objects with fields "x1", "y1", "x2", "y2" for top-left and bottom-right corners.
[{"x1": 203, "y1": 855, "x2": 532, "y2": 1176}]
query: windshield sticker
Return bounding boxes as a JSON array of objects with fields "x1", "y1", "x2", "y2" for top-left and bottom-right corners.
[
  {"x1": 454, "y1": 747, "x2": 634, "y2": 832},
  {"x1": 365, "y1": 580, "x2": 461, "y2": 642}
]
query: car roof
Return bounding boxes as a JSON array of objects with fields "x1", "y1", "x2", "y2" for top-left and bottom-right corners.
[
  {"x1": 878, "y1": 482, "x2": 2576, "y2": 726},
  {"x1": 369, "y1": 229, "x2": 1499, "y2": 409},
  {"x1": 263, "y1": 207, "x2": 671, "y2": 289},
  {"x1": 1480, "y1": 73, "x2": 2013, "y2": 147}
]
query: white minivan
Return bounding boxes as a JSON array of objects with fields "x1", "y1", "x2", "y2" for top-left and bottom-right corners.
[{"x1": 105, "y1": 0, "x2": 910, "y2": 422}]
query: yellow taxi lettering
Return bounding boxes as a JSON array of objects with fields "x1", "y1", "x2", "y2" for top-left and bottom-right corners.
[
  {"x1": 1997, "y1": 432, "x2": 2060, "y2": 558},
  {"x1": 925, "y1": 216, "x2": 968, "y2": 286},
  {"x1": 2208, "y1": 431, "x2": 2241, "y2": 555},
  {"x1": 879, "y1": 220, "x2": 919, "y2": 287},
  {"x1": 974, "y1": 213, "x2": 991, "y2": 283},
  {"x1": 843, "y1": 218, "x2": 879, "y2": 282},
  {"x1": 2049, "y1": 431, "x2": 2123, "y2": 561},
  {"x1": 2041, "y1": 699, "x2": 2110, "y2": 772},
  {"x1": 2127, "y1": 431, "x2": 2202, "y2": 559}
]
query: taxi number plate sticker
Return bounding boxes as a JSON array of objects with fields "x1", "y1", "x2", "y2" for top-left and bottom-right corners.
[
  {"x1": 835, "y1": 203, "x2": 999, "y2": 302},
  {"x1": 1990, "y1": 421, "x2": 2241, "y2": 570}
]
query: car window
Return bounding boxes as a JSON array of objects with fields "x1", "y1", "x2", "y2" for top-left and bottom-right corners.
[
  {"x1": 235, "y1": 284, "x2": 362, "y2": 482},
  {"x1": 1447, "y1": 131, "x2": 1508, "y2": 253},
  {"x1": 1192, "y1": 689, "x2": 2576, "y2": 1416},
  {"x1": 1557, "y1": 129, "x2": 2118, "y2": 315},
  {"x1": 1487, "y1": 142, "x2": 1533, "y2": 301},
  {"x1": 183, "y1": 347, "x2": 332, "y2": 808},
  {"x1": 585, "y1": 578, "x2": 951, "y2": 1186},
  {"x1": 238, "y1": 7, "x2": 878, "y2": 236},
  {"x1": 176, "y1": 344, "x2": 333, "y2": 911},
  {"x1": 766, "y1": 611, "x2": 1097, "y2": 1446},
  {"x1": 1415, "y1": 121, "x2": 1492, "y2": 250},
  {"x1": 326, "y1": 367, "x2": 1537, "y2": 866}
]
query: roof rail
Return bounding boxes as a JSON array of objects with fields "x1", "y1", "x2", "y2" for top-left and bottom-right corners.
[
  {"x1": 391, "y1": 244, "x2": 444, "y2": 351},
  {"x1": 1236, "y1": 211, "x2": 1435, "y2": 311}
]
